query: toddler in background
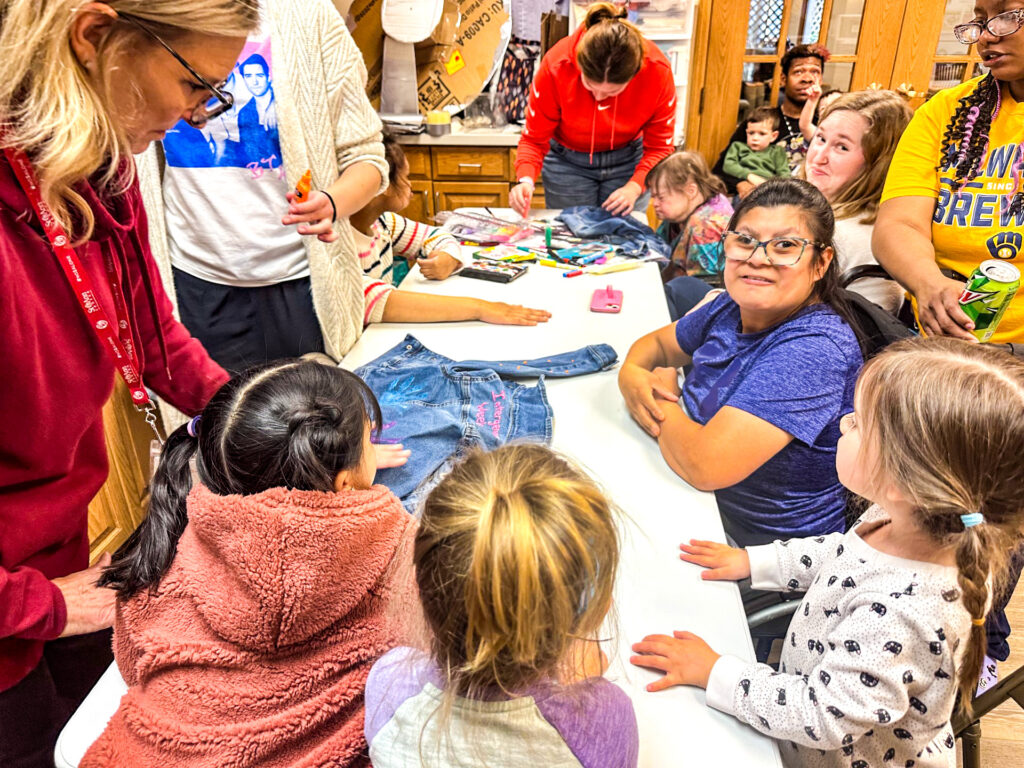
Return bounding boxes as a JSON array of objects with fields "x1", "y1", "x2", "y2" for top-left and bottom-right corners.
[
  {"x1": 365, "y1": 443, "x2": 638, "y2": 768},
  {"x1": 723, "y1": 106, "x2": 792, "y2": 190},
  {"x1": 631, "y1": 337, "x2": 1024, "y2": 768},
  {"x1": 82, "y1": 360, "x2": 419, "y2": 768},
  {"x1": 648, "y1": 150, "x2": 734, "y2": 319},
  {"x1": 351, "y1": 132, "x2": 551, "y2": 327}
]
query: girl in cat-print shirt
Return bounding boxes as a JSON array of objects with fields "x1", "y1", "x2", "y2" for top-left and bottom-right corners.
[{"x1": 631, "y1": 337, "x2": 1024, "y2": 768}]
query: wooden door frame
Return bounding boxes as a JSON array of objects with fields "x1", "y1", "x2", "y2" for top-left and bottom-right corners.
[{"x1": 686, "y1": 0, "x2": 751, "y2": 165}]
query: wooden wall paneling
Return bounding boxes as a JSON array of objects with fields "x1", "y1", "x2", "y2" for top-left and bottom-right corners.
[
  {"x1": 87, "y1": 379, "x2": 155, "y2": 563},
  {"x1": 684, "y1": 0, "x2": 714, "y2": 151},
  {"x1": 692, "y1": 0, "x2": 752, "y2": 165},
  {"x1": 888, "y1": 0, "x2": 949, "y2": 108},
  {"x1": 849, "y1": 0, "x2": 906, "y2": 91}
]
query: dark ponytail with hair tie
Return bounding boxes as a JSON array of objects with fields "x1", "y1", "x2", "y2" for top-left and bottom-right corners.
[{"x1": 101, "y1": 360, "x2": 383, "y2": 599}]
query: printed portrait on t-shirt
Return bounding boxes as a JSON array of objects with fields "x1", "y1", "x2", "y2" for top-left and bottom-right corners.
[{"x1": 163, "y1": 37, "x2": 283, "y2": 178}]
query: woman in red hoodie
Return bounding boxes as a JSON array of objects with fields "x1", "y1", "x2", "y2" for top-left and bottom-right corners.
[
  {"x1": 0, "y1": 2, "x2": 259, "y2": 764},
  {"x1": 510, "y1": 2, "x2": 677, "y2": 217}
]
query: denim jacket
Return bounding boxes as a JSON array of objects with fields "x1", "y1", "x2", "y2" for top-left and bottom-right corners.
[{"x1": 355, "y1": 335, "x2": 618, "y2": 511}]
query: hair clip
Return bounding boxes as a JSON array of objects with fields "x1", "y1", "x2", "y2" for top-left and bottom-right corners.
[
  {"x1": 960, "y1": 512, "x2": 984, "y2": 529},
  {"x1": 187, "y1": 415, "x2": 202, "y2": 438},
  {"x1": 972, "y1": 618, "x2": 986, "y2": 626}
]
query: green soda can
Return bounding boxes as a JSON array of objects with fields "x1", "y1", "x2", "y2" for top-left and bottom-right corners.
[{"x1": 957, "y1": 259, "x2": 1020, "y2": 342}]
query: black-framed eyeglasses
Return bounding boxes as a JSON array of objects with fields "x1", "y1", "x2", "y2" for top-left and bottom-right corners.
[
  {"x1": 722, "y1": 231, "x2": 824, "y2": 267},
  {"x1": 953, "y1": 9, "x2": 1024, "y2": 45},
  {"x1": 118, "y1": 13, "x2": 233, "y2": 128}
]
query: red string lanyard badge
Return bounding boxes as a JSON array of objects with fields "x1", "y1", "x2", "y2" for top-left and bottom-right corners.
[{"x1": 3, "y1": 144, "x2": 163, "y2": 443}]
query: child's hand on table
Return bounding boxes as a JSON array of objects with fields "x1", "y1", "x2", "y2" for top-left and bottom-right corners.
[
  {"x1": 477, "y1": 301, "x2": 552, "y2": 326},
  {"x1": 283, "y1": 190, "x2": 337, "y2": 243},
  {"x1": 679, "y1": 539, "x2": 751, "y2": 581},
  {"x1": 372, "y1": 442, "x2": 411, "y2": 469},
  {"x1": 418, "y1": 252, "x2": 462, "y2": 280},
  {"x1": 630, "y1": 631, "x2": 721, "y2": 691}
]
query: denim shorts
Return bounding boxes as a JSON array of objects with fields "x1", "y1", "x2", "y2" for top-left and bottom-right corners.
[
  {"x1": 355, "y1": 335, "x2": 618, "y2": 511},
  {"x1": 541, "y1": 138, "x2": 652, "y2": 212}
]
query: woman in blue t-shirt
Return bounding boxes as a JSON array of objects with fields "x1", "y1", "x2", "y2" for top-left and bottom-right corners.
[{"x1": 619, "y1": 178, "x2": 863, "y2": 546}]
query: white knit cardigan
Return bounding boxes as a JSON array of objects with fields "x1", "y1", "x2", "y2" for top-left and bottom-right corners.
[{"x1": 137, "y1": 0, "x2": 389, "y2": 366}]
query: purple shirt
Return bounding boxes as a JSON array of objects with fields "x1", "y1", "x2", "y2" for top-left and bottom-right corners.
[{"x1": 365, "y1": 647, "x2": 639, "y2": 767}]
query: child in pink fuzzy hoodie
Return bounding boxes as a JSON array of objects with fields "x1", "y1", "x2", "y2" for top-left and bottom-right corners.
[{"x1": 81, "y1": 360, "x2": 419, "y2": 768}]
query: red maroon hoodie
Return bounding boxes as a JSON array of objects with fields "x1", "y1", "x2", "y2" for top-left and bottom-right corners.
[
  {"x1": 514, "y1": 24, "x2": 677, "y2": 189},
  {"x1": 0, "y1": 152, "x2": 228, "y2": 691}
]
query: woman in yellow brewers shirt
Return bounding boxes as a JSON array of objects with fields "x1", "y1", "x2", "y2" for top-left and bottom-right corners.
[{"x1": 874, "y1": 0, "x2": 1024, "y2": 344}]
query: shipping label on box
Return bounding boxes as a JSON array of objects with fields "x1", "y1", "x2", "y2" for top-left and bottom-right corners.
[{"x1": 349, "y1": 0, "x2": 510, "y2": 113}]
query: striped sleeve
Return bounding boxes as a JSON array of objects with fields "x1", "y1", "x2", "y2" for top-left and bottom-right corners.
[
  {"x1": 381, "y1": 212, "x2": 469, "y2": 267},
  {"x1": 363, "y1": 275, "x2": 394, "y2": 325}
]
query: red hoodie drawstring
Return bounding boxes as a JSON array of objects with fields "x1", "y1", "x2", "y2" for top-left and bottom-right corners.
[
  {"x1": 589, "y1": 106, "x2": 597, "y2": 166},
  {"x1": 610, "y1": 95, "x2": 618, "y2": 151}
]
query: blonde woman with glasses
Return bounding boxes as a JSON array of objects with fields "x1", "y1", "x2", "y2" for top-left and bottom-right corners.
[{"x1": 0, "y1": 2, "x2": 259, "y2": 764}]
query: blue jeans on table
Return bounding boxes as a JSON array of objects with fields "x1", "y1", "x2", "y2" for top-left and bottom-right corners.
[
  {"x1": 542, "y1": 138, "x2": 652, "y2": 212},
  {"x1": 355, "y1": 335, "x2": 618, "y2": 511}
]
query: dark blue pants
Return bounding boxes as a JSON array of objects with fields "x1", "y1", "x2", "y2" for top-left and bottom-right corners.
[
  {"x1": 173, "y1": 267, "x2": 325, "y2": 374},
  {"x1": 664, "y1": 275, "x2": 715, "y2": 321},
  {"x1": 542, "y1": 139, "x2": 651, "y2": 212},
  {"x1": 0, "y1": 629, "x2": 112, "y2": 768}
]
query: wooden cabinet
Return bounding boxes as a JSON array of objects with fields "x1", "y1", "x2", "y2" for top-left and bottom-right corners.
[
  {"x1": 432, "y1": 148, "x2": 510, "y2": 181},
  {"x1": 405, "y1": 179, "x2": 435, "y2": 222},
  {"x1": 87, "y1": 380, "x2": 156, "y2": 564},
  {"x1": 434, "y1": 182, "x2": 509, "y2": 212},
  {"x1": 397, "y1": 144, "x2": 544, "y2": 220}
]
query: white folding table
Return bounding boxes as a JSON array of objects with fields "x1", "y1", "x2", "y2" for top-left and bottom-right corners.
[{"x1": 55, "y1": 236, "x2": 781, "y2": 768}]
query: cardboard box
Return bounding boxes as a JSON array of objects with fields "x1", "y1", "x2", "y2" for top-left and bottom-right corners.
[{"x1": 348, "y1": 0, "x2": 510, "y2": 113}]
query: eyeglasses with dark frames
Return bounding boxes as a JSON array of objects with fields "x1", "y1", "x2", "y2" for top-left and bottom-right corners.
[
  {"x1": 118, "y1": 13, "x2": 233, "y2": 128},
  {"x1": 722, "y1": 231, "x2": 825, "y2": 267},
  {"x1": 953, "y1": 9, "x2": 1024, "y2": 45}
]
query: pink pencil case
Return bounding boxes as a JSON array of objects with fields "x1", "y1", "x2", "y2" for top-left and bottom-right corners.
[{"x1": 590, "y1": 285, "x2": 623, "y2": 313}]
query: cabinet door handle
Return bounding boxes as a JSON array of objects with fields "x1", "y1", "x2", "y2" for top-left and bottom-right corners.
[{"x1": 457, "y1": 163, "x2": 482, "y2": 170}]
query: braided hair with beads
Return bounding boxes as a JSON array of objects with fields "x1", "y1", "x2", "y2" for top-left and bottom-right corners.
[{"x1": 939, "y1": 73, "x2": 1024, "y2": 217}]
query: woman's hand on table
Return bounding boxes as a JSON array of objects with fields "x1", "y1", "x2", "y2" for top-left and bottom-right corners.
[
  {"x1": 417, "y1": 252, "x2": 462, "y2": 280},
  {"x1": 52, "y1": 553, "x2": 116, "y2": 638},
  {"x1": 651, "y1": 366, "x2": 681, "y2": 400},
  {"x1": 509, "y1": 181, "x2": 534, "y2": 218},
  {"x1": 283, "y1": 190, "x2": 338, "y2": 243},
  {"x1": 679, "y1": 539, "x2": 751, "y2": 581},
  {"x1": 476, "y1": 300, "x2": 551, "y2": 326},
  {"x1": 373, "y1": 442, "x2": 411, "y2": 469},
  {"x1": 630, "y1": 631, "x2": 721, "y2": 691},
  {"x1": 618, "y1": 362, "x2": 679, "y2": 437},
  {"x1": 914, "y1": 273, "x2": 978, "y2": 342},
  {"x1": 601, "y1": 181, "x2": 642, "y2": 216}
]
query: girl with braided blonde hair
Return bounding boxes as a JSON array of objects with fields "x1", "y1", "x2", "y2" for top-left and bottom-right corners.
[{"x1": 631, "y1": 337, "x2": 1024, "y2": 768}]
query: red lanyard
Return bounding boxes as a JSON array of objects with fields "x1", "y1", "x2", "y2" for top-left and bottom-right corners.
[{"x1": 4, "y1": 145, "x2": 156, "y2": 421}]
